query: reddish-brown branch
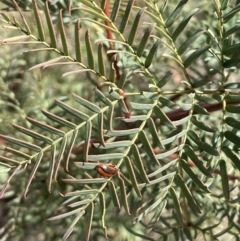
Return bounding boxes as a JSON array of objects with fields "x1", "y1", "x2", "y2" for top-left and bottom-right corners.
[{"x1": 103, "y1": 0, "x2": 121, "y2": 81}]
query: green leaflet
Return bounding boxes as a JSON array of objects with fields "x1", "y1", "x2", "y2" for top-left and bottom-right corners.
[
  {"x1": 184, "y1": 46, "x2": 210, "y2": 68},
  {"x1": 137, "y1": 24, "x2": 155, "y2": 57},
  {"x1": 180, "y1": 159, "x2": 210, "y2": 193},
  {"x1": 222, "y1": 146, "x2": 240, "y2": 171},
  {"x1": 169, "y1": 187, "x2": 184, "y2": 227},
  {"x1": 98, "y1": 43, "x2": 105, "y2": 76},
  {"x1": 178, "y1": 30, "x2": 205, "y2": 56},
  {"x1": 174, "y1": 174, "x2": 201, "y2": 214},
  {"x1": 73, "y1": 93, "x2": 100, "y2": 113},
  {"x1": 85, "y1": 30, "x2": 94, "y2": 69},
  {"x1": 125, "y1": 156, "x2": 142, "y2": 197},
  {"x1": 44, "y1": 1, "x2": 57, "y2": 48},
  {"x1": 58, "y1": 10, "x2": 68, "y2": 56},
  {"x1": 128, "y1": 8, "x2": 146, "y2": 46},
  {"x1": 223, "y1": 3, "x2": 240, "y2": 23},
  {"x1": 110, "y1": 0, "x2": 121, "y2": 22},
  {"x1": 183, "y1": 144, "x2": 212, "y2": 177},
  {"x1": 32, "y1": 0, "x2": 45, "y2": 41},
  {"x1": 145, "y1": 39, "x2": 160, "y2": 68},
  {"x1": 166, "y1": 0, "x2": 188, "y2": 28},
  {"x1": 172, "y1": 8, "x2": 199, "y2": 41},
  {"x1": 219, "y1": 160, "x2": 229, "y2": 201},
  {"x1": 119, "y1": 0, "x2": 134, "y2": 33},
  {"x1": 139, "y1": 130, "x2": 160, "y2": 166}
]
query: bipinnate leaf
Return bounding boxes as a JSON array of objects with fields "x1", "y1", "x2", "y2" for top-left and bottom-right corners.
[
  {"x1": 124, "y1": 157, "x2": 142, "y2": 197},
  {"x1": 128, "y1": 7, "x2": 146, "y2": 46},
  {"x1": 166, "y1": 0, "x2": 188, "y2": 28},
  {"x1": 219, "y1": 160, "x2": 229, "y2": 201},
  {"x1": 174, "y1": 174, "x2": 201, "y2": 214},
  {"x1": 172, "y1": 8, "x2": 199, "y2": 41},
  {"x1": 119, "y1": 0, "x2": 134, "y2": 33}
]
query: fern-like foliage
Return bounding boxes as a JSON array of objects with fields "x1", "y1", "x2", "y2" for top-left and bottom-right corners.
[{"x1": 1, "y1": 0, "x2": 240, "y2": 240}]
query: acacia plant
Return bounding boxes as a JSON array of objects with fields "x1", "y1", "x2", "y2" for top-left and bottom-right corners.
[{"x1": 1, "y1": 0, "x2": 240, "y2": 240}]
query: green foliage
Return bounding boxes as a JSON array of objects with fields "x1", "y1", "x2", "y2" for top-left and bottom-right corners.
[{"x1": 0, "y1": 0, "x2": 240, "y2": 240}]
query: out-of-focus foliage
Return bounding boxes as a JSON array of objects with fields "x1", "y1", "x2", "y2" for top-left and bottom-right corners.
[{"x1": 1, "y1": 0, "x2": 240, "y2": 240}]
